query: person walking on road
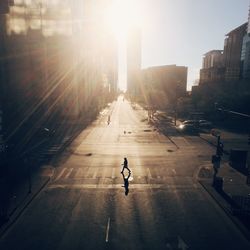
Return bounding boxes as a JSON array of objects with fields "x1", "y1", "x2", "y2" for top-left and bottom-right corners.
[{"x1": 121, "y1": 157, "x2": 131, "y2": 173}]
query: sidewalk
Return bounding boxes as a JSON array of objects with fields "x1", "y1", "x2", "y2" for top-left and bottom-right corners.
[
  {"x1": 0, "y1": 118, "x2": 90, "y2": 235},
  {"x1": 153, "y1": 111, "x2": 250, "y2": 238},
  {"x1": 198, "y1": 162, "x2": 250, "y2": 240},
  {"x1": 0, "y1": 166, "x2": 53, "y2": 237}
]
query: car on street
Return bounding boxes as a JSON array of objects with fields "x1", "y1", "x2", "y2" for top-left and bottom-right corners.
[
  {"x1": 198, "y1": 119, "x2": 213, "y2": 128},
  {"x1": 177, "y1": 120, "x2": 199, "y2": 134}
]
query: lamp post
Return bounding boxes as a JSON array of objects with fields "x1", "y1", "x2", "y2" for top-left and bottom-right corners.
[{"x1": 174, "y1": 82, "x2": 181, "y2": 126}]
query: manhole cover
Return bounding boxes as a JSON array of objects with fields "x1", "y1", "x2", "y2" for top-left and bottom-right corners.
[
  {"x1": 167, "y1": 149, "x2": 174, "y2": 152},
  {"x1": 85, "y1": 153, "x2": 92, "y2": 156},
  {"x1": 144, "y1": 129, "x2": 151, "y2": 132}
]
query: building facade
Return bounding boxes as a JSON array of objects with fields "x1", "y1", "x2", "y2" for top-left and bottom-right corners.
[
  {"x1": 241, "y1": 7, "x2": 250, "y2": 79},
  {"x1": 224, "y1": 23, "x2": 247, "y2": 81},
  {"x1": 127, "y1": 28, "x2": 142, "y2": 100},
  {"x1": 0, "y1": 0, "x2": 118, "y2": 153},
  {"x1": 141, "y1": 65, "x2": 187, "y2": 108},
  {"x1": 200, "y1": 50, "x2": 225, "y2": 84}
]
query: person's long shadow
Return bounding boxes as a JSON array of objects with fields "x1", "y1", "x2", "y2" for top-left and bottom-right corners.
[{"x1": 121, "y1": 171, "x2": 131, "y2": 196}]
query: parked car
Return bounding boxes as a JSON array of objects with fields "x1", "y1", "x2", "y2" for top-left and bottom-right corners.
[
  {"x1": 177, "y1": 120, "x2": 199, "y2": 134},
  {"x1": 198, "y1": 119, "x2": 213, "y2": 128}
]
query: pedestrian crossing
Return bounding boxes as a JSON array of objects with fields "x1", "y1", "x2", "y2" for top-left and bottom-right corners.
[{"x1": 53, "y1": 166, "x2": 192, "y2": 182}]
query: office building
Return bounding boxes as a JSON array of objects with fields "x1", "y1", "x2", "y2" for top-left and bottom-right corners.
[
  {"x1": 223, "y1": 23, "x2": 247, "y2": 81},
  {"x1": 127, "y1": 28, "x2": 142, "y2": 99},
  {"x1": 200, "y1": 50, "x2": 225, "y2": 84},
  {"x1": 142, "y1": 64, "x2": 187, "y2": 100},
  {"x1": 241, "y1": 7, "x2": 250, "y2": 79}
]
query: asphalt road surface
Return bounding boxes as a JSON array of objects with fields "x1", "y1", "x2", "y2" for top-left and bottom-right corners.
[{"x1": 1, "y1": 97, "x2": 250, "y2": 250}]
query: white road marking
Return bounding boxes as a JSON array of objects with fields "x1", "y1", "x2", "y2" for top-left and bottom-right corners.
[
  {"x1": 76, "y1": 168, "x2": 83, "y2": 177},
  {"x1": 93, "y1": 168, "x2": 98, "y2": 178},
  {"x1": 105, "y1": 217, "x2": 111, "y2": 243},
  {"x1": 112, "y1": 168, "x2": 115, "y2": 179},
  {"x1": 147, "y1": 168, "x2": 152, "y2": 179},
  {"x1": 48, "y1": 183, "x2": 198, "y2": 190},
  {"x1": 65, "y1": 168, "x2": 73, "y2": 179},
  {"x1": 49, "y1": 184, "x2": 163, "y2": 189},
  {"x1": 55, "y1": 168, "x2": 67, "y2": 181},
  {"x1": 172, "y1": 169, "x2": 176, "y2": 175},
  {"x1": 85, "y1": 167, "x2": 91, "y2": 177},
  {"x1": 101, "y1": 168, "x2": 107, "y2": 184}
]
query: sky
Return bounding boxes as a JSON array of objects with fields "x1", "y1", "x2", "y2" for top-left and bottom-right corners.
[{"x1": 117, "y1": 0, "x2": 250, "y2": 91}]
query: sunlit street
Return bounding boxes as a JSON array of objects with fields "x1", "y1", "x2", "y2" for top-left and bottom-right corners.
[
  {"x1": 0, "y1": 97, "x2": 249, "y2": 249},
  {"x1": 1, "y1": 1, "x2": 250, "y2": 249}
]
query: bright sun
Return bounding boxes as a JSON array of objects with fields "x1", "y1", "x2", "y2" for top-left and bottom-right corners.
[{"x1": 106, "y1": 0, "x2": 142, "y2": 41}]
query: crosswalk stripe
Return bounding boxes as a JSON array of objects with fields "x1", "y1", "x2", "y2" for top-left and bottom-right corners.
[
  {"x1": 65, "y1": 168, "x2": 73, "y2": 179},
  {"x1": 85, "y1": 167, "x2": 91, "y2": 177},
  {"x1": 93, "y1": 168, "x2": 98, "y2": 178},
  {"x1": 53, "y1": 167, "x2": 192, "y2": 180},
  {"x1": 76, "y1": 168, "x2": 83, "y2": 177},
  {"x1": 48, "y1": 183, "x2": 198, "y2": 190},
  {"x1": 55, "y1": 168, "x2": 67, "y2": 181},
  {"x1": 112, "y1": 168, "x2": 115, "y2": 179},
  {"x1": 147, "y1": 168, "x2": 152, "y2": 179},
  {"x1": 101, "y1": 168, "x2": 107, "y2": 184}
]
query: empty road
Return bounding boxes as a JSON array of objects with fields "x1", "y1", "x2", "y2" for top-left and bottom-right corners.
[{"x1": 0, "y1": 96, "x2": 249, "y2": 250}]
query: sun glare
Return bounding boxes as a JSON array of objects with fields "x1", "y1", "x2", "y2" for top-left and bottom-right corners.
[{"x1": 106, "y1": 0, "x2": 142, "y2": 41}]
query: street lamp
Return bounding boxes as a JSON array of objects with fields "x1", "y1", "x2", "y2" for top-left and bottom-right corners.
[{"x1": 174, "y1": 82, "x2": 181, "y2": 126}]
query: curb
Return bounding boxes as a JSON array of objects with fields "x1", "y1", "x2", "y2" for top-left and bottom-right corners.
[
  {"x1": 198, "y1": 134, "x2": 230, "y2": 155},
  {"x1": 199, "y1": 179, "x2": 250, "y2": 242},
  {"x1": 0, "y1": 176, "x2": 51, "y2": 239}
]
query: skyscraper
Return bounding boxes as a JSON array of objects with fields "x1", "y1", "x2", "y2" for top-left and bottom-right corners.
[
  {"x1": 241, "y1": 6, "x2": 250, "y2": 79},
  {"x1": 223, "y1": 22, "x2": 247, "y2": 81},
  {"x1": 127, "y1": 28, "x2": 141, "y2": 99}
]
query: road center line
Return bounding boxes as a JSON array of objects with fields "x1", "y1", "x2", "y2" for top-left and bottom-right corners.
[{"x1": 105, "y1": 217, "x2": 111, "y2": 243}]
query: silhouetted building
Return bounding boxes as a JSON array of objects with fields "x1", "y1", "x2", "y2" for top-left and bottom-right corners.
[
  {"x1": 224, "y1": 23, "x2": 247, "y2": 81},
  {"x1": 127, "y1": 28, "x2": 141, "y2": 99},
  {"x1": 241, "y1": 8, "x2": 250, "y2": 79},
  {"x1": 82, "y1": 0, "x2": 118, "y2": 102},
  {"x1": 141, "y1": 65, "x2": 187, "y2": 108},
  {"x1": 0, "y1": 1, "x2": 118, "y2": 153},
  {"x1": 200, "y1": 50, "x2": 225, "y2": 84}
]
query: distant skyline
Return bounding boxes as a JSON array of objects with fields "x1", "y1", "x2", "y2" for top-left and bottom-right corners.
[{"x1": 117, "y1": 0, "x2": 250, "y2": 91}]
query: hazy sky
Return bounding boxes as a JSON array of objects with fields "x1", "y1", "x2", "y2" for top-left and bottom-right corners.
[{"x1": 118, "y1": 0, "x2": 250, "y2": 91}]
